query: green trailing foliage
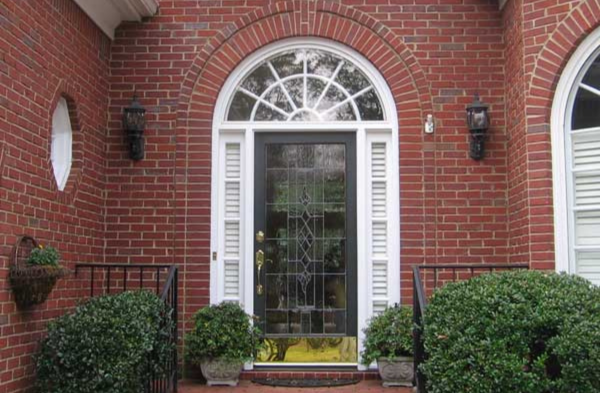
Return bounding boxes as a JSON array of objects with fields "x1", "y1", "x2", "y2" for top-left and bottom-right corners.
[
  {"x1": 185, "y1": 302, "x2": 262, "y2": 365},
  {"x1": 423, "y1": 271, "x2": 600, "y2": 393},
  {"x1": 361, "y1": 304, "x2": 413, "y2": 365},
  {"x1": 36, "y1": 291, "x2": 174, "y2": 393},
  {"x1": 27, "y1": 245, "x2": 60, "y2": 266}
]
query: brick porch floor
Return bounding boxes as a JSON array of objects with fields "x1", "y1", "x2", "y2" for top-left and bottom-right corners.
[{"x1": 180, "y1": 380, "x2": 413, "y2": 393}]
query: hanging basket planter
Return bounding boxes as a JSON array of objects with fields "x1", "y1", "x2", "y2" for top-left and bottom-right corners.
[{"x1": 9, "y1": 236, "x2": 68, "y2": 308}]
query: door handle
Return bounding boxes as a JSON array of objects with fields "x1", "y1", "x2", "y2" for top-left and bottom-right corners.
[{"x1": 256, "y1": 250, "x2": 264, "y2": 295}]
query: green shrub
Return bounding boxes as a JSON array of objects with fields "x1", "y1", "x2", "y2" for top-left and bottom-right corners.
[
  {"x1": 36, "y1": 291, "x2": 174, "y2": 393},
  {"x1": 27, "y1": 244, "x2": 60, "y2": 266},
  {"x1": 185, "y1": 302, "x2": 262, "y2": 365},
  {"x1": 423, "y1": 271, "x2": 600, "y2": 393},
  {"x1": 361, "y1": 304, "x2": 413, "y2": 365}
]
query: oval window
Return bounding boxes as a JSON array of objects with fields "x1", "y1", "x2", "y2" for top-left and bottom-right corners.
[{"x1": 51, "y1": 97, "x2": 73, "y2": 191}]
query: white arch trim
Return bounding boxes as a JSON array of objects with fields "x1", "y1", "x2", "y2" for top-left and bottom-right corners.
[
  {"x1": 209, "y1": 38, "x2": 400, "y2": 368},
  {"x1": 551, "y1": 26, "x2": 600, "y2": 274}
]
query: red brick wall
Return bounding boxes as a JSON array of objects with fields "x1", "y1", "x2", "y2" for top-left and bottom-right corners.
[
  {"x1": 106, "y1": 0, "x2": 507, "y2": 324},
  {"x1": 0, "y1": 0, "x2": 109, "y2": 391},
  {"x1": 504, "y1": 0, "x2": 529, "y2": 264}
]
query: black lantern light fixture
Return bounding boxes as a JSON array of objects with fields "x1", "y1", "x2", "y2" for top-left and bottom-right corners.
[
  {"x1": 122, "y1": 94, "x2": 146, "y2": 161},
  {"x1": 465, "y1": 93, "x2": 490, "y2": 160}
]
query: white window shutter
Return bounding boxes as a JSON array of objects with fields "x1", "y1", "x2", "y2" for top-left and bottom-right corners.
[
  {"x1": 369, "y1": 140, "x2": 390, "y2": 313},
  {"x1": 219, "y1": 142, "x2": 243, "y2": 301},
  {"x1": 570, "y1": 131, "x2": 600, "y2": 285}
]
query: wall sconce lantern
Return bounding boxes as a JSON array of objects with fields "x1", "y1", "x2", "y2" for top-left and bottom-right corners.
[
  {"x1": 466, "y1": 93, "x2": 490, "y2": 161},
  {"x1": 123, "y1": 94, "x2": 146, "y2": 161}
]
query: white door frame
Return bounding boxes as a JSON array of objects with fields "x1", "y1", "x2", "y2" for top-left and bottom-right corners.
[{"x1": 209, "y1": 38, "x2": 400, "y2": 368}]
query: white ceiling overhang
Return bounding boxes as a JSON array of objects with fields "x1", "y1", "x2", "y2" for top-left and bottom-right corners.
[{"x1": 73, "y1": 0, "x2": 159, "y2": 40}]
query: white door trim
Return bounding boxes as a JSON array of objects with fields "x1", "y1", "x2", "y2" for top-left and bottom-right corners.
[{"x1": 210, "y1": 38, "x2": 400, "y2": 368}]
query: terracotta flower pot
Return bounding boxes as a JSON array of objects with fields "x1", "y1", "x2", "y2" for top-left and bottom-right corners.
[
  {"x1": 377, "y1": 356, "x2": 414, "y2": 387},
  {"x1": 200, "y1": 358, "x2": 243, "y2": 386}
]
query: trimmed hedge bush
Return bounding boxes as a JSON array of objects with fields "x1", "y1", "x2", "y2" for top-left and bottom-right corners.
[
  {"x1": 361, "y1": 305, "x2": 413, "y2": 365},
  {"x1": 36, "y1": 291, "x2": 174, "y2": 393},
  {"x1": 423, "y1": 271, "x2": 600, "y2": 393},
  {"x1": 185, "y1": 302, "x2": 262, "y2": 365}
]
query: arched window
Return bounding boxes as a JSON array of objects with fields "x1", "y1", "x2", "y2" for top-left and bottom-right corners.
[
  {"x1": 51, "y1": 97, "x2": 73, "y2": 191},
  {"x1": 553, "y1": 30, "x2": 600, "y2": 284},
  {"x1": 227, "y1": 49, "x2": 385, "y2": 122}
]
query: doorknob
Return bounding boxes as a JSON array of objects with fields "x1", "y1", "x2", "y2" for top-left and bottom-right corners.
[{"x1": 256, "y1": 250, "x2": 264, "y2": 295}]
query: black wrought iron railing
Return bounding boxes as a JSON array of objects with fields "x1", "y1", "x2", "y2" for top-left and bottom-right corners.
[
  {"x1": 75, "y1": 263, "x2": 179, "y2": 393},
  {"x1": 412, "y1": 264, "x2": 529, "y2": 393}
]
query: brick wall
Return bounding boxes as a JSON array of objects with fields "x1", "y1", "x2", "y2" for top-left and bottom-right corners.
[
  {"x1": 505, "y1": 0, "x2": 529, "y2": 264},
  {"x1": 0, "y1": 0, "x2": 109, "y2": 391},
  {"x1": 106, "y1": 0, "x2": 507, "y2": 325}
]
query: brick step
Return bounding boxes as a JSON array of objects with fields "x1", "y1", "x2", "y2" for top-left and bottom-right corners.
[{"x1": 241, "y1": 370, "x2": 380, "y2": 380}]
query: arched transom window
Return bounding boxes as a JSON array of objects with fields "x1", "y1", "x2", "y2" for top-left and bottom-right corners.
[{"x1": 227, "y1": 49, "x2": 385, "y2": 122}]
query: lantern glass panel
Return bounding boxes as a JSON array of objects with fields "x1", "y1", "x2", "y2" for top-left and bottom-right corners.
[
  {"x1": 124, "y1": 109, "x2": 146, "y2": 132},
  {"x1": 472, "y1": 108, "x2": 488, "y2": 129}
]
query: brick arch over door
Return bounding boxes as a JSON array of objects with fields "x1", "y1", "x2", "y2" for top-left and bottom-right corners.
[
  {"x1": 174, "y1": 0, "x2": 434, "y2": 318},
  {"x1": 522, "y1": 0, "x2": 600, "y2": 270}
]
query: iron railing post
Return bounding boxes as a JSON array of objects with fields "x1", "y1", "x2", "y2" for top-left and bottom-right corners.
[{"x1": 413, "y1": 266, "x2": 427, "y2": 393}]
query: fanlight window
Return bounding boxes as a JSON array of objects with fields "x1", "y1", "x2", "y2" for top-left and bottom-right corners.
[{"x1": 227, "y1": 49, "x2": 384, "y2": 122}]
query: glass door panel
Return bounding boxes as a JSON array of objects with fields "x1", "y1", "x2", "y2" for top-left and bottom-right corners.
[{"x1": 254, "y1": 133, "x2": 356, "y2": 363}]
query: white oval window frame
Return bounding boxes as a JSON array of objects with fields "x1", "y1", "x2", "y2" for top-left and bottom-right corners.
[{"x1": 51, "y1": 97, "x2": 73, "y2": 191}]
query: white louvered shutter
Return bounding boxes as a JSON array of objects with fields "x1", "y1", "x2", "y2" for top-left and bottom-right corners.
[
  {"x1": 571, "y1": 131, "x2": 600, "y2": 284},
  {"x1": 221, "y1": 142, "x2": 242, "y2": 300},
  {"x1": 370, "y1": 141, "x2": 390, "y2": 313}
]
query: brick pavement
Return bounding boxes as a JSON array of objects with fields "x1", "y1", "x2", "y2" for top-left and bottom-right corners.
[{"x1": 180, "y1": 380, "x2": 413, "y2": 393}]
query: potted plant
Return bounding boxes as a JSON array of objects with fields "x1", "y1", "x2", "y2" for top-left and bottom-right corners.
[
  {"x1": 9, "y1": 236, "x2": 68, "y2": 308},
  {"x1": 185, "y1": 302, "x2": 262, "y2": 386},
  {"x1": 361, "y1": 304, "x2": 414, "y2": 387}
]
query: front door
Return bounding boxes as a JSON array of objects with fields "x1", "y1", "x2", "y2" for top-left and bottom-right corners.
[{"x1": 254, "y1": 133, "x2": 357, "y2": 363}]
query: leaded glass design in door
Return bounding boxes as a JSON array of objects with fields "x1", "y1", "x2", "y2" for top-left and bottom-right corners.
[{"x1": 254, "y1": 133, "x2": 357, "y2": 363}]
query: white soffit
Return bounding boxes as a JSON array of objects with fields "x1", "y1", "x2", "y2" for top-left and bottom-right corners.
[{"x1": 73, "y1": 0, "x2": 159, "y2": 40}]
